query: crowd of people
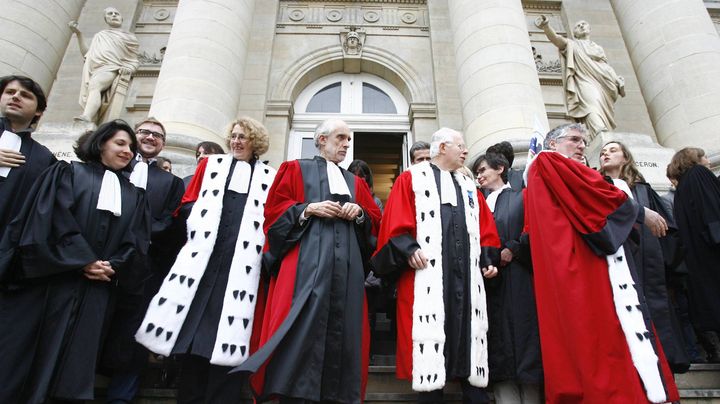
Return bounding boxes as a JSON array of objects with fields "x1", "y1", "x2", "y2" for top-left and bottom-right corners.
[{"x1": 1, "y1": 74, "x2": 719, "y2": 404}]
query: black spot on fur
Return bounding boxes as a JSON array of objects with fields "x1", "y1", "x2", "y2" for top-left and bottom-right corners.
[
  {"x1": 202, "y1": 190, "x2": 207, "y2": 197},
  {"x1": 222, "y1": 343, "x2": 228, "y2": 353},
  {"x1": 243, "y1": 241, "x2": 249, "y2": 249},
  {"x1": 261, "y1": 183, "x2": 268, "y2": 191},
  {"x1": 146, "y1": 323, "x2": 155, "y2": 333},
  {"x1": 204, "y1": 231, "x2": 211, "y2": 239},
  {"x1": 246, "y1": 265, "x2": 252, "y2": 274},
  {"x1": 228, "y1": 316, "x2": 234, "y2": 326},
  {"x1": 165, "y1": 331, "x2": 173, "y2": 341},
  {"x1": 233, "y1": 290, "x2": 239, "y2": 299},
  {"x1": 169, "y1": 273, "x2": 177, "y2": 281},
  {"x1": 419, "y1": 343, "x2": 424, "y2": 354},
  {"x1": 434, "y1": 343, "x2": 439, "y2": 353},
  {"x1": 176, "y1": 305, "x2": 185, "y2": 314},
  {"x1": 239, "y1": 291, "x2": 247, "y2": 301},
  {"x1": 243, "y1": 318, "x2": 250, "y2": 329},
  {"x1": 249, "y1": 294, "x2": 254, "y2": 303},
  {"x1": 254, "y1": 221, "x2": 260, "y2": 230},
  {"x1": 187, "y1": 278, "x2": 195, "y2": 287},
  {"x1": 256, "y1": 245, "x2": 262, "y2": 254},
  {"x1": 158, "y1": 297, "x2": 166, "y2": 306},
  {"x1": 155, "y1": 327, "x2": 164, "y2": 337},
  {"x1": 212, "y1": 189, "x2": 219, "y2": 197},
  {"x1": 190, "y1": 231, "x2": 196, "y2": 239},
  {"x1": 191, "y1": 252, "x2": 198, "y2": 258},
  {"x1": 200, "y1": 209, "x2": 208, "y2": 217},
  {"x1": 179, "y1": 275, "x2": 186, "y2": 284},
  {"x1": 240, "y1": 345, "x2": 247, "y2": 356},
  {"x1": 230, "y1": 345, "x2": 236, "y2": 355},
  {"x1": 210, "y1": 172, "x2": 218, "y2": 179}
]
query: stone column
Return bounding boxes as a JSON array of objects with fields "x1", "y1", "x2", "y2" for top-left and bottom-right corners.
[
  {"x1": 149, "y1": 0, "x2": 256, "y2": 143},
  {"x1": 446, "y1": 0, "x2": 548, "y2": 159},
  {"x1": 611, "y1": 0, "x2": 720, "y2": 154},
  {"x1": 0, "y1": 0, "x2": 85, "y2": 92}
]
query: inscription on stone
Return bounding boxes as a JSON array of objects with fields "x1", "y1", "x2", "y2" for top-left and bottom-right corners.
[{"x1": 635, "y1": 161, "x2": 659, "y2": 168}]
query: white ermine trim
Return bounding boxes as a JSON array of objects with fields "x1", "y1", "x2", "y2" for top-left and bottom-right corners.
[
  {"x1": 456, "y1": 171, "x2": 488, "y2": 388},
  {"x1": 407, "y1": 163, "x2": 488, "y2": 391},
  {"x1": 136, "y1": 156, "x2": 276, "y2": 367},
  {"x1": 606, "y1": 248, "x2": 666, "y2": 403}
]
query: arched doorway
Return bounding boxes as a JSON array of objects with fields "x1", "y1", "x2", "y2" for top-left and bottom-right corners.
[{"x1": 288, "y1": 72, "x2": 410, "y2": 203}]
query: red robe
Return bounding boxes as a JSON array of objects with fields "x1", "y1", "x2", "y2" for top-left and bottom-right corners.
[
  {"x1": 236, "y1": 158, "x2": 381, "y2": 402},
  {"x1": 373, "y1": 167, "x2": 501, "y2": 385},
  {"x1": 526, "y1": 152, "x2": 678, "y2": 403}
]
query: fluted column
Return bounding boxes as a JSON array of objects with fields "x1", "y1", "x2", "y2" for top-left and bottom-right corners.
[
  {"x1": 0, "y1": 0, "x2": 85, "y2": 92},
  {"x1": 611, "y1": 0, "x2": 720, "y2": 153},
  {"x1": 150, "y1": 0, "x2": 256, "y2": 142},
  {"x1": 446, "y1": 0, "x2": 548, "y2": 157}
]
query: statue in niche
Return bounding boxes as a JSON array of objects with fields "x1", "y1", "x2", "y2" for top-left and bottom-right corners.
[
  {"x1": 342, "y1": 30, "x2": 363, "y2": 56},
  {"x1": 536, "y1": 15, "x2": 625, "y2": 140},
  {"x1": 69, "y1": 7, "x2": 139, "y2": 123}
]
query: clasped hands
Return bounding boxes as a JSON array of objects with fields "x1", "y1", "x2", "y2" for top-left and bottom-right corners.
[
  {"x1": 83, "y1": 260, "x2": 115, "y2": 282},
  {"x1": 409, "y1": 248, "x2": 498, "y2": 278},
  {"x1": 0, "y1": 148, "x2": 25, "y2": 168},
  {"x1": 306, "y1": 200, "x2": 362, "y2": 221}
]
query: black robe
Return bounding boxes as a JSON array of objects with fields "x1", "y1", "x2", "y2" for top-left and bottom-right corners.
[
  {"x1": 673, "y1": 165, "x2": 720, "y2": 332},
  {"x1": 628, "y1": 182, "x2": 689, "y2": 372},
  {"x1": 101, "y1": 160, "x2": 185, "y2": 371},
  {"x1": 485, "y1": 188, "x2": 542, "y2": 384},
  {"x1": 237, "y1": 157, "x2": 381, "y2": 403},
  {"x1": 0, "y1": 161, "x2": 149, "y2": 403},
  {"x1": 0, "y1": 118, "x2": 57, "y2": 234}
]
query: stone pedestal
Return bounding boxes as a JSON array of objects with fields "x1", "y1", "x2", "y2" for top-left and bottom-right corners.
[
  {"x1": 586, "y1": 132, "x2": 675, "y2": 192},
  {"x1": 32, "y1": 121, "x2": 97, "y2": 162}
]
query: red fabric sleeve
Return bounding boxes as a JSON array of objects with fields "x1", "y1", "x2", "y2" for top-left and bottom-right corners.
[
  {"x1": 476, "y1": 189, "x2": 501, "y2": 248},
  {"x1": 173, "y1": 157, "x2": 209, "y2": 217},
  {"x1": 262, "y1": 160, "x2": 304, "y2": 235},
  {"x1": 532, "y1": 152, "x2": 627, "y2": 234},
  {"x1": 374, "y1": 171, "x2": 417, "y2": 253}
]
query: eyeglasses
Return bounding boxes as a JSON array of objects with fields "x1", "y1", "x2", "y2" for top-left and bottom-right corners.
[
  {"x1": 556, "y1": 135, "x2": 587, "y2": 146},
  {"x1": 444, "y1": 142, "x2": 467, "y2": 151},
  {"x1": 137, "y1": 128, "x2": 165, "y2": 140}
]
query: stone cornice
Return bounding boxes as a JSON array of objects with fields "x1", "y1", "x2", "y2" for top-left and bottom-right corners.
[
  {"x1": 285, "y1": 0, "x2": 426, "y2": 3},
  {"x1": 522, "y1": 0, "x2": 562, "y2": 11}
]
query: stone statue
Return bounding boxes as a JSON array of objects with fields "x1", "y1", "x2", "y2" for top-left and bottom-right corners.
[
  {"x1": 69, "y1": 7, "x2": 139, "y2": 123},
  {"x1": 536, "y1": 15, "x2": 625, "y2": 140}
]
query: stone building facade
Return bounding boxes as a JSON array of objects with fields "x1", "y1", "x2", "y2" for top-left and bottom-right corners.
[{"x1": 2, "y1": 0, "x2": 720, "y2": 194}]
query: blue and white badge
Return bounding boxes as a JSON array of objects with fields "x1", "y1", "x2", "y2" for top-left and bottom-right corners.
[{"x1": 467, "y1": 190, "x2": 475, "y2": 208}]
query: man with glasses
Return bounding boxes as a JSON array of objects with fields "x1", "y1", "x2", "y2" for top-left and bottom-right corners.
[
  {"x1": 373, "y1": 128, "x2": 501, "y2": 403},
  {"x1": 101, "y1": 117, "x2": 184, "y2": 403},
  {"x1": 524, "y1": 123, "x2": 679, "y2": 403}
]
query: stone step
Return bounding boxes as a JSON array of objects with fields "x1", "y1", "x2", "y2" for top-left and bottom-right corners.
[{"x1": 92, "y1": 364, "x2": 720, "y2": 403}]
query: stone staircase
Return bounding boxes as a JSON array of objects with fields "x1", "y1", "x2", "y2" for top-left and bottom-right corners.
[{"x1": 92, "y1": 363, "x2": 720, "y2": 403}]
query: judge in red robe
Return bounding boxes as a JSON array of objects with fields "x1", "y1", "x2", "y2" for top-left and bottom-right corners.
[
  {"x1": 372, "y1": 128, "x2": 501, "y2": 403},
  {"x1": 235, "y1": 119, "x2": 381, "y2": 403},
  {"x1": 526, "y1": 123, "x2": 679, "y2": 403}
]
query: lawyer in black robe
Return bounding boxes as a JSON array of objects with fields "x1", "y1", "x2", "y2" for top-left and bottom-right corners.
[
  {"x1": 236, "y1": 120, "x2": 381, "y2": 403},
  {"x1": 599, "y1": 141, "x2": 689, "y2": 372},
  {"x1": 475, "y1": 153, "x2": 542, "y2": 403},
  {"x1": 0, "y1": 121, "x2": 149, "y2": 403},
  {"x1": 673, "y1": 163, "x2": 720, "y2": 332},
  {"x1": 0, "y1": 118, "x2": 56, "y2": 234}
]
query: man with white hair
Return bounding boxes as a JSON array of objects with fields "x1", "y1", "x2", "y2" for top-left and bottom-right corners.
[
  {"x1": 372, "y1": 127, "x2": 501, "y2": 403},
  {"x1": 237, "y1": 119, "x2": 381, "y2": 403},
  {"x1": 525, "y1": 123, "x2": 679, "y2": 403}
]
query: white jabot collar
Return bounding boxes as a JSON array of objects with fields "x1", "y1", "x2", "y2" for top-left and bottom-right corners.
[
  {"x1": 485, "y1": 183, "x2": 511, "y2": 212},
  {"x1": 326, "y1": 160, "x2": 351, "y2": 196},
  {"x1": 129, "y1": 160, "x2": 148, "y2": 190},
  {"x1": 612, "y1": 178, "x2": 633, "y2": 199},
  {"x1": 97, "y1": 170, "x2": 123, "y2": 216},
  {"x1": 228, "y1": 160, "x2": 251, "y2": 194},
  {"x1": 0, "y1": 130, "x2": 22, "y2": 178},
  {"x1": 440, "y1": 169, "x2": 457, "y2": 206}
]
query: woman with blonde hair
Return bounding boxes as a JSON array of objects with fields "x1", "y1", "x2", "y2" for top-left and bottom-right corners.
[
  {"x1": 137, "y1": 117, "x2": 276, "y2": 402},
  {"x1": 599, "y1": 140, "x2": 690, "y2": 371}
]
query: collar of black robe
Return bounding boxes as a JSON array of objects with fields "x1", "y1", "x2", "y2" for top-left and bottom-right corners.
[{"x1": 0, "y1": 117, "x2": 33, "y2": 137}]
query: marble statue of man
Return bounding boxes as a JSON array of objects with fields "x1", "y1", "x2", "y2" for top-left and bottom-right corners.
[
  {"x1": 69, "y1": 7, "x2": 139, "y2": 123},
  {"x1": 536, "y1": 15, "x2": 625, "y2": 140}
]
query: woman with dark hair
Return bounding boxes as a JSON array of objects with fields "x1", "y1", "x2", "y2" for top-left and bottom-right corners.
[
  {"x1": 348, "y1": 159, "x2": 383, "y2": 211},
  {"x1": 475, "y1": 153, "x2": 543, "y2": 404},
  {"x1": 0, "y1": 119, "x2": 150, "y2": 403},
  {"x1": 665, "y1": 147, "x2": 720, "y2": 359},
  {"x1": 599, "y1": 141, "x2": 690, "y2": 371}
]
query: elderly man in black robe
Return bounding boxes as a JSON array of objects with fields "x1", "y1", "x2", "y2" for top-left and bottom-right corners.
[
  {"x1": 0, "y1": 75, "x2": 56, "y2": 235},
  {"x1": 236, "y1": 118, "x2": 381, "y2": 403},
  {"x1": 372, "y1": 128, "x2": 501, "y2": 403}
]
